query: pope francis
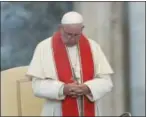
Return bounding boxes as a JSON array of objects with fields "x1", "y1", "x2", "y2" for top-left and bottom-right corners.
[{"x1": 26, "y1": 11, "x2": 114, "y2": 116}]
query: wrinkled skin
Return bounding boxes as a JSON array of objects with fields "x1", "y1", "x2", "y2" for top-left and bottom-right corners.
[
  {"x1": 63, "y1": 80, "x2": 91, "y2": 98},
  {"x1": 59, "y1": 23, "x2": 84, "y2": 47}
]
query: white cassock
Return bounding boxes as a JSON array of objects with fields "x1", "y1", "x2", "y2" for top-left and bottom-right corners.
[{"x1": 26, "y1": 37, "x2": 114, "y2": 116}]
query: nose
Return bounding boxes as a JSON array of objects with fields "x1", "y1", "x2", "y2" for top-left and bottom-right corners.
[
  {"x1": 68, "y1": 35, "x2": 75, "y2": 40},
  {"x1": 68, "y1": 34, "x2": 75, "y2": 39},
  {"x1": 69, "y1": 37, "x2": 75, "y2": 41}
]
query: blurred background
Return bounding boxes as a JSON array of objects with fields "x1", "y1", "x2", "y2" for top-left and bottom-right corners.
[{"x1": 1, "y1": 1, "x2": 145, "y2": 116}]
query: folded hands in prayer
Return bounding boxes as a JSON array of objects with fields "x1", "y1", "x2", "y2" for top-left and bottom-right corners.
[{"x1": 63, "y1": 80, "x2": 91, "y2": 98}]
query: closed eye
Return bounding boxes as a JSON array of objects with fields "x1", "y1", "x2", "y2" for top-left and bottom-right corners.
[{"x1": 67, "y1": 33, "x2": 81, "y2": 36}]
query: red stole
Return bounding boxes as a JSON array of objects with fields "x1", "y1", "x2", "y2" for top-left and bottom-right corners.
[{"x1": 52, "y1": 32, "x2": 95, "y2": 116}]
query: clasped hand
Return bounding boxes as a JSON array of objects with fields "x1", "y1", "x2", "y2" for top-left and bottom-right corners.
[{"x1": 63, "y1": 81, "x2": 90, "y2": 98}]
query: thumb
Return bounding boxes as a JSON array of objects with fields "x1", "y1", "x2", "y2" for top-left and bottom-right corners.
[
  {"x1": 70, "y1": 78, "x2": 78, "y2": 84},
  {"x1": 73, "y1": 80, "x2": 79, "y2": 84},
  {"x1": 74, "y1": 81, "x2": 79, "y2": 85}
]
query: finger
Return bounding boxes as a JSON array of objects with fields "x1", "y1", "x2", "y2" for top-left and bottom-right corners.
[
  {"x1": 75, "y1": 90, "x2": 83, "y2": 95},
  {"x1": 70, "y1": 87, "x2": 81, "y2": 92},
  {"x1": 70, "y1": 78, "x2": 78, "y2": 84},
  {"x1": 71, "y1": 81, "x2": 78, "y2": 85},
  {"x1": 74, "y1": 81, "x2": 79, "y2": 84},
  {"x1": 68, "y1": 83, "x2": 78, "y2": 86},
  {"x1": 70, "y1": 92, "x2": 83, "y2": 97},
  {"x1": 69, "y1": 89, "x2": 72, "y2": 92},
  {"x1": 77, "y1": 92, "x2": 83, "y2": 96},
  {"x1": 69, "y1": 91, "x2": 77, "y2": 96},
  {"x1": 70, "y1": 89, "x2": 83, "y2": 96},
  {"x1": 74, "y1": 89, "x2": 83, "y2": 93}
]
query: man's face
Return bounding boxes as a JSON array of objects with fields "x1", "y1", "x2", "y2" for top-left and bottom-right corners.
[{"x1": 60, "y1": 24, "x2": 84, "y2": 47}]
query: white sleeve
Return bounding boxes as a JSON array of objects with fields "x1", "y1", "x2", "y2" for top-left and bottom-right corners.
[
  {"x1": 84, "y1": 75, "x2": 113, "y2": 102},
  {"x1": 26, "y1": 44, "x2": 45, "y2": 79},
  {"x1": 84, "y1": 40, "x2": 114, "y2": 102},
  {"x1": 32, "y1": 77, "x2": 66, "y2": 100}
]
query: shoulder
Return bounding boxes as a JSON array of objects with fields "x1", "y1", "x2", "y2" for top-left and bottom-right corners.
[
  {"x1": 35, "y1": 36, "x2": 52, "y2": 50},
  {"x1": 87, "y1": 38, "x2": 101, "y2": 50},
  {"x1": 37, "y1": 37, "x2": 52, "y2": 47},
  {"x1": 86, "y1": 38, "x2": 105, "y2": 57}
]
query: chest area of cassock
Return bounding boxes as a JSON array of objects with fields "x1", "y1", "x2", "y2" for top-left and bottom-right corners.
[{"x1": 41, "y1": 44, "x2": 96, "y2": 81}]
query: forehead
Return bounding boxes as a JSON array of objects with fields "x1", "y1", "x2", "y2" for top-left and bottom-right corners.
[{"x1": 63, "y1": 24, "x2": 83, "y2": 32}]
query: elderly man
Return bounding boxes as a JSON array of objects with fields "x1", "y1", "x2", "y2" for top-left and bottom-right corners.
[{"x1": 26, "y1": 11, "x2": 114, "y2": 116}]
